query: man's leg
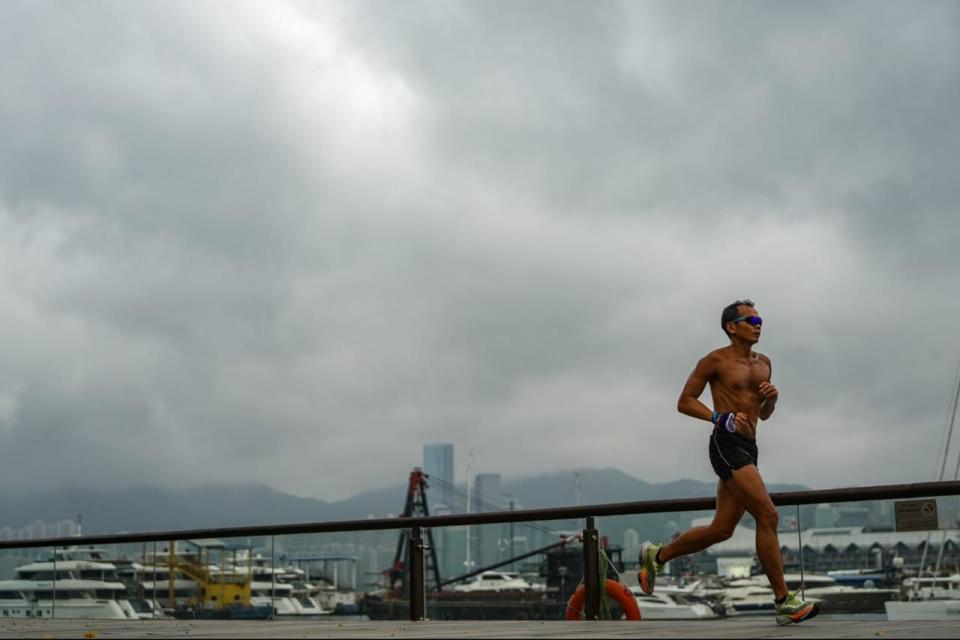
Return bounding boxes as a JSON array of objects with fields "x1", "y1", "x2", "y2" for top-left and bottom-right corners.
[
  {"x1": 659, "y1": 479, "x2": 745, "y2": 562},
  {"x1": 724, "y1": 464, "x2": 788, "y2": 599}
]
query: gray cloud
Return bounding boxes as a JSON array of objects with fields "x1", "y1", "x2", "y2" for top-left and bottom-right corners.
[{"x1": 0, "y1": 0, "x2": 958, "y2": 501}]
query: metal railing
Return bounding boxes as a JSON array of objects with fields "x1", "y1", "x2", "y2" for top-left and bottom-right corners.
[{"x1": 2, "y1": 479, "x2": 959, "y2": 621}]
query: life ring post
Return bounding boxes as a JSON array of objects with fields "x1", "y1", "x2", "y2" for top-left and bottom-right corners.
[
  {"x1": 566, "y1": 579, "x2": 642, "y2": 621},
  {"x1": 408, "y1": 526, "x2": 427, "y2": 621},
  {"x1": 582, "y1": 516, "x2": 600, "y2": 619}
]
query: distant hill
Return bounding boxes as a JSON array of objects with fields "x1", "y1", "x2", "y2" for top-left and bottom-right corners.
[
  {"x1": 0, "y1": 484, "x2": 333, "y2": 535},
  {"x1": 0, "y1": 468, "x2": 807, "y2": 539}
]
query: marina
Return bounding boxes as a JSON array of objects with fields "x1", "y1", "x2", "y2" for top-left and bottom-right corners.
[
  {"x1": 2, "y1": 537, "x2": 952, "y2": 624},
  {"x1": 0, "y1": 478, "x2": 956, "y2": 633}
]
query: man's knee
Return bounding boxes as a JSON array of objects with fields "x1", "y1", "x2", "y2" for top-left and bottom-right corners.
[
  {"x1": 710, "y1": 524, "x2": 736, "y2": 542},
  {"x1": 754, "y1": 505, "x2": 780, "y2": 530}
]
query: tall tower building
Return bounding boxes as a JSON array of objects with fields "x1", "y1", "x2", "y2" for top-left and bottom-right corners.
[
  {"x1": 423, "y1": 443, "x2": 455, "y2": 511},
  {"x1": 472, "y1": 474, "x2": 504, "y2": 513},
  {"x1": 473, "y1": 473, "x2": 505, "y2": 567},
  {"x1": 623, "y1": 528, "x2": 641, "y2": 559}
]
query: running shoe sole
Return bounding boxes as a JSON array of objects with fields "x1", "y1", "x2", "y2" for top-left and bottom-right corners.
[
  {"x1": 775, "y1": 601, "x2": 820, "y2": 626},
  {"x1": 638, "y1": 541, "x2": 657, "y2": 595}
]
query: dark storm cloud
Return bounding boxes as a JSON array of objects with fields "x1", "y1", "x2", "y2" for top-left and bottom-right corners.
[
  {"x1": 344, "y1": 0, "x2": 960, "y2": 237},
  {"x1": 340, "y1": 0, "x2": 960, "y2": 472},
  {"x1": 0, "y1": 0, "x2": 958, "y2": 499}
]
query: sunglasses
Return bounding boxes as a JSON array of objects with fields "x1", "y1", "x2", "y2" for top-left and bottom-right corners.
[{"x1": 731, "y1": 315, "x2": 763, "y2": 326}]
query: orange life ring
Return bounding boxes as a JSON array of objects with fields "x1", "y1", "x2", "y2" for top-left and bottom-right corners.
[{"x1": 565, "y1": 578, "x2": 642, "y2": 620}]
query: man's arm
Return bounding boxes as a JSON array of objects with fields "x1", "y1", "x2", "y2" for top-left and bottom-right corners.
[
  {"x1": 677, "y1": 354, "x2": 717, "y2": 423},
  {"x1": 758, "y1": 354, "x2": 778, "y2": 420}
]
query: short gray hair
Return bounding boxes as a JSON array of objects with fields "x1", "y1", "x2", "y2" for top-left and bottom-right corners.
[{"x1": 721, "y1": 299, "x2": 755, "y2": 337}]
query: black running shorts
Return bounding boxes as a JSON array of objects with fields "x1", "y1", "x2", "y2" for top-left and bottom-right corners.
[{"x1": 708, "y1": 428, "x2": 759, "y2": 481}]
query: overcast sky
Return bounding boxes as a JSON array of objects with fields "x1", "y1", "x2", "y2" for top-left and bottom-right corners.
[{"x1": 1, "y1": 0, "x2": 959, "y2": 501}]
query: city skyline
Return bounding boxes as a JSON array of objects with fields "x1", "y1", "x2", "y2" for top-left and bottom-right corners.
[{"x1": 0, "y1": 518, "x2": 81, "y2": 542}]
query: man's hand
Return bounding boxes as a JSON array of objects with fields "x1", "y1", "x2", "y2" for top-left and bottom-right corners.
[
  {"x1": 759, "y1": 381, "x2": 779, "y2": 404},
  {"x1": 713, "y1": 411, "x2": 751, "y2": 433}
]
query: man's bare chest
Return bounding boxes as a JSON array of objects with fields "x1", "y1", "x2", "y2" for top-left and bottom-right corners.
[{"x1": 715, "y1": 356, "x2": 770, "y2": 393}]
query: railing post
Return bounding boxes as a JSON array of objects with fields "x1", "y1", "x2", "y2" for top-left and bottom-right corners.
[
  {"x1": 408, "y1": 526, "x2": 426, "y2": 621},
  {"x1": 583, "y1": 516, "x2": 600, "y2": 620}
]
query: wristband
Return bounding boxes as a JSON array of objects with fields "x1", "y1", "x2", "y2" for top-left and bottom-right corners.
[{"x1": 712, "y1": 411, "x2": 737, "y2": 433}]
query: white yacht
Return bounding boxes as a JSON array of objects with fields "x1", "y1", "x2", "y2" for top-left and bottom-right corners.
[
  {"x1": 249, "y1": 580, "x2": 300, "y2": 615},
  {"x1": 628, "y1": 585, "x2": 718, "y2": 619},
  {"x1": 885, "y1": 574, "x2": 960, "y2": 621},
  {"x1": 720, "y1": 574, "x2": 830, "y2": 615},
  {"x1": 313, "y1": 583, "x2": 355, "y2": 614},
  {"x1": 885, "y1": 599, "x2": 960, "y2": 620},
  {"x1": 275, "y1": 566, "x2": 330, "y2": 616},
  {"x1": 293, "y1": 588, "x2": 331, "y2": 616},
  {"x1": 899, "y1": 573, "x2": 960, "y2": 600},
  {"x1": 139, "y1": 564, "x2": 201, "y2": 608},
  {"x1": 452, "y1": 571, "x2": 546, "y2": 592},
  {"x1": 50, "y1": 547, "x2": 141, "y2": 618},
  {"x1": 231, "y1": 557, "x2": 309, "y2": 616},
  {"x1": 719, "y1": 573, "x2": 896, "y2": 616},
  {"x1": 0, "y1": 560, "x2": 131, "y2": 619},
  {"x1": 780, "y1": 573, "x2": 897, "y2": 613},
  {"x1": 719, "y1": 577, "x2": 777, "y2": 615},
  {"x1": 128, "y1": 598, "x2": 166, "y2": 620},
  {"x1": 297, "y1": 560, "x2": 357, "y2": 614}
]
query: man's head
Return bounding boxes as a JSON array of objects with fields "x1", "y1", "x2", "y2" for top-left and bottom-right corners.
[{"x1": 721, "y1": 299, "x2": 762, "y2": 343}]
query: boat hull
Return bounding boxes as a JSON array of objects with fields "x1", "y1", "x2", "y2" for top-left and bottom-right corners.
[
  {"x1": 814, "y1": 589, "x2": 899, "y2": 614},
  {"x1": 0, "y1": 599, "x2": 128, "y2": 620},
  {"x1": 885, "y1": 600, "x2": 960, "y2": 620}
]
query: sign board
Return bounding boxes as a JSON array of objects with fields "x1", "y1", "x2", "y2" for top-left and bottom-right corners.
[{"x1": 894, "y1": 498, "x2": 939, "y2": 532}]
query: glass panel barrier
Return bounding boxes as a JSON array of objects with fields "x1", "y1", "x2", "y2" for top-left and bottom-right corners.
[
  {"x1": 794, "y1": 493, "x2": 959, "y2": 620},
  {"x1": 1, "y1": 486, "x2": 956, "y2": 624},
  {"x1": 281, "y1": 529, "x2": 410, "y2": 620},
  {"x1": 422, "y1": 518, "x2": 568, "y2": 621},
  {"x1": 137, "y1": 534, "x2": 275, "y2": 620},
  {"x1": 595, "y1": 493, "x2": 960, "y2": 622},
  {"x1": 57, "y1": 544, "x2": 151, "y2": 619},
  {"x1": 141, "y1": 539, "x2": 181, "y2": 618},
  {"x1": 602, "y1": 509, "x2": 736, "y2": 620},
  {"x1": 274, "y1": 532, "x2": 363, "y2": 619}
]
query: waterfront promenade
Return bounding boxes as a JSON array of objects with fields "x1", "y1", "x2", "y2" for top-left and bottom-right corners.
[{"x1": 2, "y1": 618, "x2": 959, "y2": 639}]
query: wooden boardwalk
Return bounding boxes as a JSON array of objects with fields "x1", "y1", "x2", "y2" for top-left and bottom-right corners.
[{"x1": 1, "y1": 617, "x2": 958, "y2": 639}]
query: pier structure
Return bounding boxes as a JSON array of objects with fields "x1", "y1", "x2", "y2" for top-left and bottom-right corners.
[
  {"x1": 1, "y1": 616, "x2": 960, "y2": 638},
  {"x1": 0, "y1": 478, "x2": 957, "y2": 636}
]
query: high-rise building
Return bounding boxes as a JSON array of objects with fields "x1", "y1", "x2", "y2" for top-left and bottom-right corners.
[
  {"x1": 473, "y1": 473, "x2": 505, "y2": 567},
  {"x1": 438, "y1": 525, "x2": 471, "y2": 580},
  {"x1": 29, "y1": 521, "x2": 48, "y2": 539},
  {"x1": 473, "y1": 473, "x2": 504, "y2": 513},
  {"x1": 623, "y1": 528, "x2": 641, "y2": 559},
  {"x1": 814, "y1": 503, "x2": 837, "y2": 528},
  {"x1": 423, "y1": 443, "x2": 455, "y2": 511}
]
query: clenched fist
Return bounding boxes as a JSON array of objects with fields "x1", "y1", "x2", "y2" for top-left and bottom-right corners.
[{"x1": 759, "y1": 381, "x2": 779, "y2": 404}]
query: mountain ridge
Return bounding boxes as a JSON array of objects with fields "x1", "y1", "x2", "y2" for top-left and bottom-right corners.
[{"x1": 0, "y1": 468, "x2": 807, "y2": 536}]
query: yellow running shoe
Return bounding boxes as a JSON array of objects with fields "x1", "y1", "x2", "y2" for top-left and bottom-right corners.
[
  {"x1": 774, "y1": 591, "x2": 820, "y2": 626},
  {"x1": 637, "y1": 541, "x2": 663, "y2": 595}
]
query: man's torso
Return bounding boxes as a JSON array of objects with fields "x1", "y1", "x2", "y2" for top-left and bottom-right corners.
[{"x1": 708, "y1": 347, "x2": 771, "y2": 440}]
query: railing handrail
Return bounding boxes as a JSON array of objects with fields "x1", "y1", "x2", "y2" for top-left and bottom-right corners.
[{"x1": 1, "y1": 480, "x2": 958, "y2": 550}]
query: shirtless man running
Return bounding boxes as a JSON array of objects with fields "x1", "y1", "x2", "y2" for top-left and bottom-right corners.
[{"x1": 637, "y1": 299, "x2": 819, "y2": 626}]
